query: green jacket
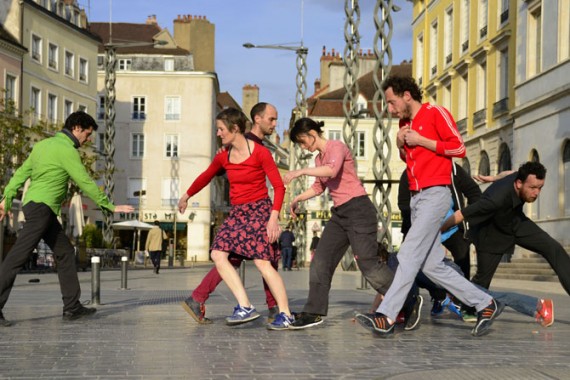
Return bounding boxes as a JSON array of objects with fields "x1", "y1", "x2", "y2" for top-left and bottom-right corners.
[{"x1": 2, "y1": 131, "x2": 115, "y2": 216}]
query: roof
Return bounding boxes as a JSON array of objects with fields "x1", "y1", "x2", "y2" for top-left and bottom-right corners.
[
  {"x1": 89, "y1": 22, "x2": 189, "y2": 55},
  {"x1": 0, "y1": 25, "x2": 26, "y2": 53},
  {"x1": 217, "y1": 92, "x2": 242, "y2": 111},
  {"x1": 308, "y1": 62, "x2": 412, "y2": 117}
]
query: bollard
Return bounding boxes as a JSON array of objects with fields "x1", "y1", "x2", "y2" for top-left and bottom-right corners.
[
  {"x1": 91, "y1": 256, "x2": 101, "y2": 305},
  {"x1": 239, "y1": 260, "x2": 245, "y2": 285},
  {"x1": 357, "y1": 273, "x2": 370, "y2": 290},
  {"x1": 120, "y1": 256, "x2": 129, "y2": 290}
]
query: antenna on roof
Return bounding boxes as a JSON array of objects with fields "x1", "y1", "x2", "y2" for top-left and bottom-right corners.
[{"x1": 109, "y1": 0, "x2": 113, "y2": 44}]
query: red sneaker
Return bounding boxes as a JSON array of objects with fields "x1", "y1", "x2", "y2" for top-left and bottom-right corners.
[
  {"x1": 396, "y1": 311, "x2": 406, "y2": 324},
  {"x1": 536, "y1": 299, "x2": 554, "y2": 327}
]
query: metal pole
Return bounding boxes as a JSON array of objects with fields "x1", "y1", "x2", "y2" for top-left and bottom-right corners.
[
  {"x1": 120, "y1": 256, "x2": 128, "y2": 290},
  {"x1": 103, "y1": 44, "x2": 117, "y2": 247},
  {"x1": 91, "y1": 256, "x2": 101, "y2": 305},
  {"x1": 168, "y1": 239, "x2": 174, "y2": 267}
]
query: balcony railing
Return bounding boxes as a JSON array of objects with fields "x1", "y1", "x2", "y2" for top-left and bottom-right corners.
[
  {"x1": 492, "y1": 97, "x2": 509, "y2": 118},
  {"x1": 473, "y1": 108, "x2": 487, "y2": 127},
  {"x1": 480, "y1": 25, "x2": 488, "y2": 39},
  {"x1": 456, "y1": 118, "x2": 467, "y2": 134}
]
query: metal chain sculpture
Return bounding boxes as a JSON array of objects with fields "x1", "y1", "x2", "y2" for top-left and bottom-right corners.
[
  {"x1": 102, "y1": 45, "x2": 117, "y2": 246},
  {"x1": 371, "y1": 0, "x2": 399, "y2": 247}
]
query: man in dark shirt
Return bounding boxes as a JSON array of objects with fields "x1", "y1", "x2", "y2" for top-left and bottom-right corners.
[
  {"x1": 279, "y1": 226, "x2": 295, "y2": 271},
  {"x1": 442, "y1": 161, "x2": 570, "y2": 295}
]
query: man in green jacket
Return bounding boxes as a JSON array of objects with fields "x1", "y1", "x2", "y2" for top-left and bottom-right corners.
[{"x1": 0, "y1": 111, "x2": 133, "y2": 326}]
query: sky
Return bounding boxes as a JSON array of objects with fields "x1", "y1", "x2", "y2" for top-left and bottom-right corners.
[{"x1": 82, "y1": 0, "x2": 414, "y2": 136}]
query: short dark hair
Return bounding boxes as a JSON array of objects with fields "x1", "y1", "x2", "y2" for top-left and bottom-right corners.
[
  {"x1": 516, "y1": 161, "x2": 547, "y2": 182},
  {"x1": 216, "y1": 107, "x2": 248, "y2": 134},
  {"x1": 63, "y1": 111, "x2": 98, "y2": 131},
  {"x1": 153, "y1": 220, "x2": 160, "y2": 226},
  {"x1": 290, "y1": 117, "x2": 324, "y2": 144},
  {"x1": 250, "y1": 102, "x2": 268, "y2": 122},
  {"x1": 381, "y1": 76, "x2": 422, "y2": 102}
]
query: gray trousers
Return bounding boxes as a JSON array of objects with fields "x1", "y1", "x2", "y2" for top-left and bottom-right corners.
[
  {"x1": 303, "y1": 196, "x2": 394, "y2": 316},
  {"x1": 378, "y1": 186, "x2": 492, "y2": 321}
]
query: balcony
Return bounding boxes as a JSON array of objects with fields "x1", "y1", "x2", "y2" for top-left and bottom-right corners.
[
  {"x1": 492, "y1": 97, "x2": 509, "y2": 118},
  {"x1": 480, "y1": 25, "x2": 488, "y2": 39},
  {"x1": 500, "y1": 10, "x2": 509, "y2": 24},
  {"x1": 456, "y1": 118, "x2": 467, "y2": 134},
  {"x1": 473, "y1": 108, "x2": 487, "y2": 128},
  {"x1": 462, "y1": 40, "x2": 469, "y2": 53}
]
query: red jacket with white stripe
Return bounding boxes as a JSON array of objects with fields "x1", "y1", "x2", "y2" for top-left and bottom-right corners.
[{"x1": 400, "y1": 103, "x2": 466, "y2": 191}]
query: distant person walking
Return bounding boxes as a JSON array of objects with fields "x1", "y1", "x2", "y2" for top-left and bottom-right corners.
[
  {"x1": 146, "y1": 220, "x2": 167, "y2": 274},
  {"x1": 279, "y1": 226, "x2": 295, "y2": 271},
  {"x1": 0, "y1": 111, "x2": 134, "y2": 326}
]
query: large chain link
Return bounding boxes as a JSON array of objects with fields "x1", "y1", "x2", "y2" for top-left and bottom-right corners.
[{"x1": 103, "y1": 46, "x2": 117, "y2": 246}]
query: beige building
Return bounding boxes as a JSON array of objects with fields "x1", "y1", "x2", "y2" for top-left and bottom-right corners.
[
  {"x1": 0, "y1": 25, "x2": 26, "y2": 110},
  {"x1": 90, "y1": 15, "x2": 220, "y2": 261},
  {"x1": 0, "y1": 0, "x2": 99, "y2": 127}
]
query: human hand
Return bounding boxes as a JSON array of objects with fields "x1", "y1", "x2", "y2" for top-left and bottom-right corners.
[
  {"x1": 472, "y1": 174, "x2": 495, "y2": 183},
  {"x1": 403, "y1": 129, "x2": 422, "y2": 147},
  {"x1": 266, "y1": 217, "x2": 281, "y2": 243},
  {"x1": 178, "y1": 196, "x2": 189, "y2": 214},
  {"x1": 114, "y1": 205, "x2": 135, "y2": 213},
  {"x1": 283, "y1": 170, "x2": 300, "y2": 185}
]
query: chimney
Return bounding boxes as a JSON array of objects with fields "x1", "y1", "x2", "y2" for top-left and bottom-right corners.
[
  {"x1": 314, "y1": 78, "x2": 321, "y2": 94},
  {"x1": 242, "y1": 84, "x2": 260, "y2": 120},
  {"x1": 146, "y1": 15, "x2": 157, "y2": 25}
]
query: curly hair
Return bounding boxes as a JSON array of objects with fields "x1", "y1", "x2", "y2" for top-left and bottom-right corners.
[{"x1": 381, "y1": 76, "x2": 422, "y2": 102}]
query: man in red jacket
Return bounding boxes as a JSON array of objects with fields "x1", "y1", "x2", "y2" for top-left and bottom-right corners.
[{"x1": 356, "y1": 76, "x2": 503, "y2": 337}]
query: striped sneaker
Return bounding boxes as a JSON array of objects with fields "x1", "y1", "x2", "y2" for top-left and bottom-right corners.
[
  {"x1": 472, "y1": 299, "x2": 504, "y2": 337},
  {"x1": 267, "y1": 312, "x2": 294, "y2": 330},
  {"x1": 355, "y1": 312, "x2": 395, "y2": 337},
  {"x1": 226, "y1": 305, "x2": 260, "y2": 326}
]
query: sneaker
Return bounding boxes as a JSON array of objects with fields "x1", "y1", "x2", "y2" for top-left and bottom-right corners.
[
  {"x1": 461, "y1": 311, "x2": 477, "y2": 323},
  {"x1": 404, "y1": 295, "x2": 423, "y2": 331},
  {"x1": 536, "y1": 299, "x2": 554, "y2": 327},
  {"x1": 472, "y1": 299, "x2": 505, "y2": 337},
  {"x1": 267, "y1": 312, "x2": 294, "y2": 330},
  {"x1": 395, "y1": 311, "x2": 406, "y2": 324},
  {"x1": 225, "y1": 304, "x2": 260, "y2": 326},
  {"x1": 0, "y1": 311, "x2": 12, "y2": 327},
  {"x1": 181, "y1": 297, "x2": 212, "y2": 324},
  {"x1": 355, "y1": 312, "x2": 395, "y2": 337},
  {"x1": 62, "y1": 304, "x2": 97, "y2": 321},
  {"x1": 267, "y1": 306, "x2": 279, "y2": 323},
  {"x1": 430, "y1": 296, "x2": 450, "y2": 316},
  {"x1": 289, "y1": 312, "x2": 323, "y2": 330},
  {"x1": 447, "y1": 300, "x2": 463, "y2": 320}
]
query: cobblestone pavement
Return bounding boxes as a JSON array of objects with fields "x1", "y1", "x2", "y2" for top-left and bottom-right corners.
[{"x1": 0, "y1": 263, "x2": 569, "y2": 379}]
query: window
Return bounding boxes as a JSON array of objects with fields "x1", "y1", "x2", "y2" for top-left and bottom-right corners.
[
  {"x1": 563, "y1": 141, "x2": 570, "y2": 215},
  {"x1": 119, "y1": 59, "x2": 132, "y2": 71},
  {"x1": 31, "y1": 87, "x2": 41, "y2": 118},
  {"x1": 78, "y1": 104, "x2": 86, "y2": 112},
  {"x1": 355, "y1": 131, "x2": 365, "y2": 158},
  {"x1": 128, "y1": 178, "x2": 147, "y2": 205},
  {"x1": 31, "y1": 34, "x2": 42, "y2": 62},
  {"x1": 48, "y1": 43, "x2": 58, "y2": 70},
  {"x1": 498, "y1": 144, "x2": 512, "y2": 172},
  {"x1": 5, "y1": 74, "x2": 16, "y2": 104},
  {"x1": 499, "y1": 0, "x2": 509, "y2": 24},
  {"x1": 98, "y1": 96, "x2": 105, "y2": 119},
  {"x1": 478, "y1": 151, "x2": 490, "y2": 176},
  {"x1": 476, "y1": 61, "x2": 486, "y2": 112},
  {"x1": 462, "y1": 158, "x2": 471, "y2": 175},
  {"x1": 328, "y1": 130, "x2": 341, "y2": 141},
  {"x1": 162, "y1": 178, "x2": 180, "y2": 207},
  {"x1": 165, "y1": 134, "x2": 179, "y2": 158},
  {"x1": 458, "y1": 73, "x2": 468, "y2": 120},
  {"x1": 132, "y1": 96, "x2": 146, "y2": 120},
  {"x1": 478, "y1": 0, "x2": 488, "y2": 39},
  {"x1": 430, "y1": 20, "x2": 438, "y2": 76},
  {"x1": 528, "y1": 5, "x2": 542, "y2": 77},
  {"x1": 530, "y1": 149, "x2": 540, "y2": 163},
  {"x1": 64, "y1": 100, "x2": 73, "y2": 118},
  {"x1": 50, "y1": 0, "x2": 57, "y2": 13},
  {"x1": 65, "y1": 51, "x2": 74, "y2": 77},
  {"x1": 164, "y1": 58, "x2": 174, "y2": 71},
  {"x1": 165, "y1": 96, "x2": 181, "y2": 120},
  {"x1": 97, "y1": 133, "x2": 105, "y2": 153},
  {"x1": 47, "y1": 94, "x2": 57, "y2": 122},
  {"x1": 461, "y1": 0, "x2": 470, "y2": 52},
  {"x1": 442, "y1": 82, "x2": 452, "y2": 111},
  {"x1": 559, "y1": 0, "x2": 569, "y2": 61},
  {"x1": 416, "y1": 34, "x2": 424, "y2": 83},
  {"x1": 79, "y1": 58, "x2": 88, "y2": 82},
  {"x1": 498, "y1": 48, "x2": 509, "y2": 101},
  {"x1": 444, "y1": 7, "x2": 453, "y2": 65},
  {"x1": 131, "y1": 133, "x2": 145, "y2": 158}
]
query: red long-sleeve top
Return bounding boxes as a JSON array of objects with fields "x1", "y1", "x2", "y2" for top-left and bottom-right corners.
[{"x1": 185, "y1": 144, "x2": 285, "y2": 212}]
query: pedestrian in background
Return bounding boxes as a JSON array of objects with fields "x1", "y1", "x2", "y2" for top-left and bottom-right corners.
[
  {"x1": 146, "y1": 220, "x2": 167, "y2": 274},
  {"x1": 279, "y1": 225, "x2": 295, "y2": 271}
]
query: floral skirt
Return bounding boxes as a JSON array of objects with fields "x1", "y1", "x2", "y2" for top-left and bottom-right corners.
[{"x1": 211, "y1": 198, "x2": 278, "y2": 261}]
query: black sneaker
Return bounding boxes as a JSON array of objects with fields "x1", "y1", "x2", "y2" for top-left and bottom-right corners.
[
  {"x1": 404, "y1": 295, "x2": 423, "y2": 331},
  {"x1": 0, "y1": 311, "x2": 12, "y2": 327},
  {"x1": 355, "y1": 312, "x2": 395, "y2": 337},
  {"x1": 289, "y1": 312, "x2": 323, "y2": 329},
  {"x1": 62, "y1": 304, "x2": 97, "y2": 321},
  {"x1": 267, "y1": 306, "x2": 279, "y2": 323},
  {"x1": 472, "y1": 299, "x2": 505, "y2": 337},
  {"x1": 181, "y1": 297, "x2": 212, "y2": 324}
]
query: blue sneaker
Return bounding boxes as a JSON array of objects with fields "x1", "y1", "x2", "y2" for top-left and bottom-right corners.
[
  {"x1": 267, "y1": 312, "x2": 294, "y2": 330},
  {"x1": 225, "y1": 305, "x2": 260, "y2": 326},
  {"x1": 430, "y1": 296, "x2": 450, "y2": 316},
  {"x1": 447, "y1": 300, "x2": 463, "y2": 319}
]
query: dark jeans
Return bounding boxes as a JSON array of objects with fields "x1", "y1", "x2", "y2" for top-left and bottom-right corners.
[
  {"x1": 281, "y1": 247, "x2": 293, "y2": 270},
  {"x1": 442, "y1": 230, "x2": 471, "y2": 279},
  {"x1": 472, "y1": 218, "x2": 570, "y2": 296},
  {"x1": 303, "y1": 196, "x2": 394, "y2": 316},
  {"x1": 149, "y1": 251, "x2": 161, "y2": 270},
  {"x1": 0, "y1": 202, "x2": 81, "y2": 312}
]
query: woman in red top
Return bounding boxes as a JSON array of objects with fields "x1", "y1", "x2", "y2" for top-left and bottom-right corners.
[{"x1": 178, "y1": 108, "x2": 293, "y2": 330}]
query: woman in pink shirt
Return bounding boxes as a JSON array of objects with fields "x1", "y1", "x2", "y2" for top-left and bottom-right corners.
[
  {"x1": 178, "y1": 108, "x2": 293, "y2": 330},
  {"x1": 283, "y1": 117, "x2": 394, "y2": 329}
]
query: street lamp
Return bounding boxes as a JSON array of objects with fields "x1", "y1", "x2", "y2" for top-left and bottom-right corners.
[
  {"x1": 242, "y1": 41, "x2": 310, "y2": 264},
  {"x1": 101, "y1": 39, "x2": 167, "y2": 246}
]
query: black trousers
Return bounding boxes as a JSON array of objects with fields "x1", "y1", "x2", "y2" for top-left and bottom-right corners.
[
  {"x1": 303, "y1": 196, "x2": 394, "y2": 316},
  {"x1": 472, "y1": 218, "x2": 570, "y2": 296},
  {"x1": 442, "y1": 230, "x2": 471, "y2": 279},
  {"x1": 0, "y1": 202, "x2": 81, "y2": 312},
  {"x1": 149, "y1": 251, "x2": 161, "y2": 270}
]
